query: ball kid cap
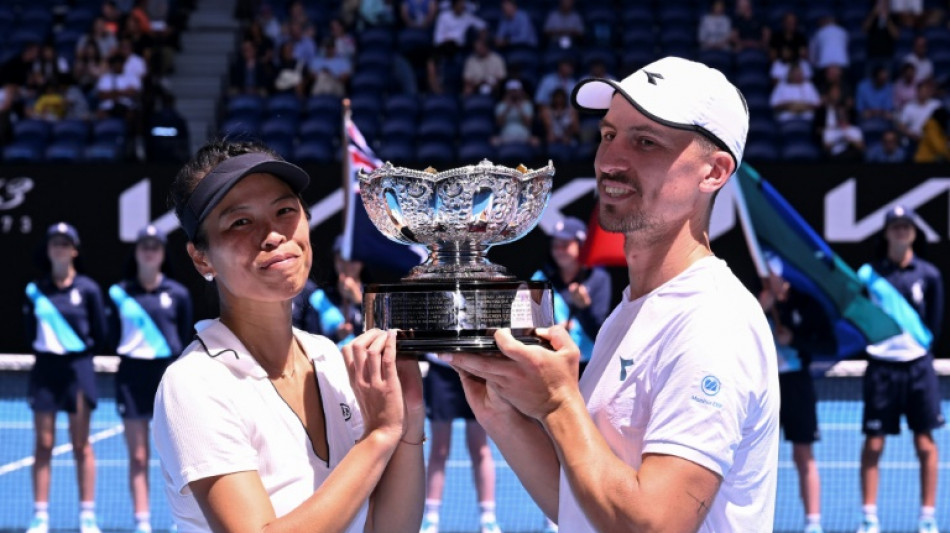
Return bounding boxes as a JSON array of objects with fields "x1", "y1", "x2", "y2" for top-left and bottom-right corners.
[
  {"x1": 179, "y1": 152, "x2": 310, "y2": 241},
  {"x1": 136, "y1": 224, "x2": 167, "y2": 245},
  {"x1": 884, "y1": 205, "x2": 915, "y2": 228},
  {"x1": 571, "y1": 56, "x2": 749, "y2": 168},
  {"x1": 47, "y1": 222, "x2": 80, "y2": 247}
]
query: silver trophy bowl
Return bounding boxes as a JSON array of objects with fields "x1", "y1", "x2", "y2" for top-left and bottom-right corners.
[{"x1": 358, "y1": 159, "x2": 554, "y2": 281}]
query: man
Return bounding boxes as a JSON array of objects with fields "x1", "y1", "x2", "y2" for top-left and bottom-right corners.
[
  {"x1": 856, "y1": 206, "x2": 945, "y2": 533},
  {"x1": 444, "y1": 56, "x2": 779, "y2": 531}
]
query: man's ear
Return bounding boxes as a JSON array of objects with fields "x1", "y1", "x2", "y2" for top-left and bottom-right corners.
[
  {"x1": 700, "y1": 151, "x2": 736, "y2": 194},
  {"x1": 186, "y1": 242, "x2": 214, "y2": 279}
]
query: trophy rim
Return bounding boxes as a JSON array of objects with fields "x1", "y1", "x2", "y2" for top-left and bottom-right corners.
[{"x1": 357, "y1": 159, "x2": 555, "y2": 183}]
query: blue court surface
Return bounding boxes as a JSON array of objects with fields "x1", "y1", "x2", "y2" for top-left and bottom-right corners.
[{"x1": 0, "y1": 373, "x2": 947, "y2": 532}]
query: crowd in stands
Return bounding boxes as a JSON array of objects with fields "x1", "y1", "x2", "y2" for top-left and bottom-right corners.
[
  {"x1": 0, "y1": 0, "x2": 193, "y2": 163},
  {"x1": 219, "y1": 0, "x2": 950, "y2": 166}
]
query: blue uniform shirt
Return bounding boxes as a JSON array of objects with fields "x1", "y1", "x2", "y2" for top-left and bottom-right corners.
[
  {"x1": 109, "y1": 276, "x2": 194, "y2": 359},
  {"x1": 24, "y1": 274, "x2": 108, "y2": 355},
  {"x1": 871, "y1": 255, "x2": 944, "y2": 346},
  {"x1": 532, "y1": 263, "x2": 612, "y2": 362}
]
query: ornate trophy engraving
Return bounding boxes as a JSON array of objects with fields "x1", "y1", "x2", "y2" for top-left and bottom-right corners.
[{"x1": 359, "y1": 159, "x2": 556, "y2": 353}]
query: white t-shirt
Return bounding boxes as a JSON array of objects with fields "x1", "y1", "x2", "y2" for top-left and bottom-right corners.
[
  {"x1": 557, "y1": 257, "x2": 780, "y2": 532},
  {"x1": 153, "y1": 319, "x2": 367, "y2": 533}
]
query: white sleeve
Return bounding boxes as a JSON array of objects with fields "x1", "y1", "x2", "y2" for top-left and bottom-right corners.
[
  {"x1": 640, "y1": 316, "x2": 754, "y2": 477},
  {"x1": 154, "y1": 359, "x2": 259, "y2": 494}
]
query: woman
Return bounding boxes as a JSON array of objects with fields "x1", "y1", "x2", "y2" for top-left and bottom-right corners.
[
  {"x1": 108, "y1": 225, "x2": 193, "y2": 533},
  {"x1": 24, "y1": 222, "x2": 108, "y2": 533},
  {"x1": 154, "y1": 141, "x2": 425, "y2": 532}
]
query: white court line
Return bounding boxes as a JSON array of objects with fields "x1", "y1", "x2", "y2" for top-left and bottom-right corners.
[
  {"x1": 0, "y1": 421, "x2": 123, "y2": 430},
  {"x1": 0, "y1": 424, "x2": 124, "y2": 476}
]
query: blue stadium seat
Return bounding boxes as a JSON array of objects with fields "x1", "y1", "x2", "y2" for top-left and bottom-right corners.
[
  {"x1": 735, "y1": 49, "x2": 770, "y2": 73},
  {"x1": 261, "y1": 116, "x2": 298, "y2": 145},
  {"x1": 92, "y1": 118, "x2": 128, "y2": 144},
  {"x1": 581, "y1": 47, "x2": 618, "y2": 75},
  {"x1": 748, "y1": 117, "x2": 777, "y2": 142},
  {"x1": 505, "y1": 47, "x2": 540, "y2": 75},
  {"x1": 305, "y1": 95, "x2": 342, "y2": 121},
  {"x1": 461, "y1": 94, "x2": 495, "y2": 119},
  {"x1": 781, "y1": 140, "x2": 821, "y2": 160},
  {"x1": 265, "y1": 93, "x2": 302, "y2": 119},
  {"x1": 458, "y1": 140, "x2": 496, "y2": 163},
  {"x1": 779, "y1": 119, "x2": 813, "y2": 139},
  {"x1": 546, "y1": 142, "x2": 577, "y2": 163},
  {"x1": 658, "y1": 27, "x2": 696, "y2": 54},
  {"x1": 227, "y1": 94, "x2": 265, "y2": 118},
  {"x1": 356, "y1": 49, "x2": 393, "y2": 73},
  {"x1": 621, "y1": 49, "x2": 656, "y2": 72},
  {"x1": 743, "y1": 139, "x2": 780, "y2": 161},
  {"x1": 415, "y1": 140, "x2": 456, "y2": 166},
  {"x1": 376, "y1": 139, "x2": 415, "y2": 164},
  {"x1": 13, "y1": 119, "x2": 52, "y2": 145},
  {"x1": 359, "y1": 27, "x2": 394, "y2": 53},
  {"x1": 384, "y1": 94, "x2": 419, "y2": 122},
  {"x1": 350, "y1": 70, "x2": 390, "y2": 97},
  {"x1": 458, "y1": 116, "x2": 495, "y2": 141},
  {"x1": 264, "y1": 138, "x2": 294, "y2": 161},
  {"x1": 350, "y1": 94, "x2": 383, "y2": 121},
  {"x1": 299, "y1": 116, "x2": 339, "y2": 143},
  {"x1": 83, "y1": 142, "x2": 121, "y2": 162},
  {"x1": 657, "y1": 5, "x2": 697, "y2": 27},
  {"x1": 417, "y1": 116, "x2": 457, "y2": 143},
  {"x1": 380, "y1": 116, "x2": 418, "y2": 141},
  {"x1": 45, "y1": 141, "x2": 83, "y2": 162},
  {"x1": 541, "y1": 48, "x2": 578, "y2": 73},
  {"x1": 3, "y1": 142, "x2": 43, "y2": 163},
  {"x1": 420, "y1": 95, "x2": 459, "y2": 122},
  {"x1": 352, "y1": 115, "x2": 379, "y2": 143},
  {"x1": 496, "y1": 142, "x2": 537, "y2": 164},
  {"x1": 621, "y1": 4, "x2": 653, "y2": 26},
  {"x1": 52, "y1": 119, "x2": 90, "y2": 144},
  {"x1": 219, "y1": 117, "x2": 262, "y2": 142},
  {"x1": 64, "y1": 6, "x2": 96, "y2": 32},
  {"x1": 397, "y1": 27, "x2": 432, "y2": 56},
  {"x1": 698, "y1": 49, "x2": 734, "y2": 77},
  {"x1": 293, "y1": 140, "x2": 337, "y2": 164}
]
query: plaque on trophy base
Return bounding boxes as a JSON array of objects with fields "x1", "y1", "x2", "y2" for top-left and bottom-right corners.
[{"x1": 358, "y1": 160, "x2": 556, "y2": 354}]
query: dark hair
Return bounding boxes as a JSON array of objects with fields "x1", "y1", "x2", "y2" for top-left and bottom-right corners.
[{"x1": 167, "y1": 139, "x2": 306, "y2": 249}]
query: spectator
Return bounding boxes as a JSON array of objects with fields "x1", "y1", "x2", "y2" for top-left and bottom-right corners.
[
  {"x1": 914, "y1": 107, "x2": 950, "y2": 162},
  {"x1": 813, "y1": 84, "x2": 854, "y2": 143},
  {"x1": 283, "y1": 0, "x2": 316, "y2": 39},
  {"x1": 30, "y1": 81, "x2": 68, "y2": 121},
  {"x1": 96, "y1": 53, "x2": 142, "y2": 121},
  {"x1": 30, "y1": 44, "x2": 71, "y2": 91},
  {"x1": 229, "y1": 39, "x2": 272, "y2": 97},
  {"x1": 893, "y1": 61, "x2": 919, "y2": 112},
  {"x1": 769, "y1": 11, "x2": 808, "y2": 62},
  {"x1": 101, "y1": 0, "x2": 126, "y2": 38},
  {"x1": 463, "y1": 36, "x2": 507, "y2": 96},
  {"x1": 433, "y1": 0, "x2": 486, "y2": 53},
  {"x1": 286, "y1": 21, "x2": 319, "y2": 67},
  {"x1": 118, "y1": 37, "x2": 148, "y2": 83},
  {"x1": 902, "y1": 35, "x2": 934, "y2": 85},
  {"x1": 244, "y1": 19, "x2": 276, "y2": 65},
  {"x1": 73, "y1": 42, "x2": 107, "y2": 100},
  {"x1": 698, "y1": 0, "x2": 732, "y2": 51},
  {"x1": 731, "y1": 0, "x2": 770, "y2": 52},
  {"x1": 863, "y1": 0, "x2": 900, "y2": 71},
  {"x1": 896, "y1": 78, "x2": 941, "y2": 142},
  {"x1": 128, "y1": 0, "x2": 154, "y2": 35},
  {"x1": 857, "y1": 65, "x2": 896, "y2": 122},
  {"x1": 808, "y1": 13, "x2": 849, "y2": 71},
  {"x1": 816, "y1": 65, "x2": 853, "y2": 106},
  {"x1": 0, "y1": 42, "x2": 41, "y2": 140},
  {"x1": 400, "y1": 0, "x2": 437, "y2": 29},
  {"x1": 256, "y1": 3, "x2": 282, "y2": 44},
  {"x1": 123, "y1": 16, "x2": 156, "y2": 77},
  {"x1": 822, "y1": 105, "x2": 865, "y2": 161},
  {"x1": 542, "y1": 0, "x2": 584, "y2": 50},
  {"x1": 890, "y1": 0, "x2": 924, "y2": 28},
  {"x1": 494, "y1": 0, "x2": 538, "y2": 50},
  {"x1": 493, "y1": 78, "x2": 537, "y2": 146},
  {"x1": 539, "y1": 87, "x2": 580, "y2": 152},
  {"x1": 328, "y1": 17, "x2": 357, "y2": 60},
  {"x1": 534, "y1": 58, "x2": 576, "y2": 109},
  {"x1": 360, "y1": 0, "x2": 396, "y2": 27},
  {"x1": 771, "y1": 44, "x2": 814, "y2": 85},
  {"x1": 77, "y1": 18, "x2": 119, "y2": 60},
  {"x1": 771, "y1": 63, "x2": 821, "y2": 122},
  {"x1": 865, "y1": 129, "x2": 908, "y2": 162},
  {"x1": 308, "y1": 37, "x2": 352, "y2": 97},
  {"x1": 272, "y1": 41, "x2": 306, "y2": 97}
]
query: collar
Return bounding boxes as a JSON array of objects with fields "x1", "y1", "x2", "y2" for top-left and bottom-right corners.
[{"x1": 192, "y1": 319, "x2": 328, "y2": 380}]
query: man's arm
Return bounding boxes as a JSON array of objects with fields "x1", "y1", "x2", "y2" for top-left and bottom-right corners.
[{"x1": 449, "y1": 328, "x2": 722, "y2": 532}]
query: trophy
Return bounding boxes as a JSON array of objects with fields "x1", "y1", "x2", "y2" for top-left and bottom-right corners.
[{"x1": 359, "y1": 159, "x2": 556, "y2": 354}]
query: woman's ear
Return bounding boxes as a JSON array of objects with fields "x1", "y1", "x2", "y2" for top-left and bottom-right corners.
[{"x1": 186, "y1": 242, "x2": 214, "y2": 279}]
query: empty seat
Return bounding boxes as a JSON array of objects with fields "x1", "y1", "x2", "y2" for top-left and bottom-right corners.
[
  {"x1": 52, "y1": 119, "x2": 90, "y2": 144},
  {"x1": 419, "y1": 95, "x2": 459, "y2": 122},
  {"x1": 417, "y1": 116, "x2": 457, "y2": 143},
  {"x1": 305, "y1": 95, "x2": 342, "y2": 120},
  {"x1": 83, "y1": 142, "x2": 121, "y2": 162},
  {"x1": 461, "y1": 94, "x2": 495, "y2": 118},
  {"x1": 376, "y1": 139, "x2": 415, "y2": 164},
  {"x1": 92, "y1": 118, "x2": 128, "y2": 144},
  {"x1": 45, "y1": 142, "x2": 83, "y2": 162},
  {"x1": 350, "y1": 70, "x2": 390, "y2": 97},
  {"x1": 459, "y1": 116, "x2": 495, "y2": 141},
  {"x1": 380, "y1": 116, "x2": 418, "y2": 140},
  {"x1": 3, "y1": 142, "x2": 43, "y2": 163},
  {"x1": 265, "y1": 93, "x2": 302, "y2": 118},
  {"x1": 780, "y1": 140, "x2": 821, "y2": 160},
  {"x1": 743, "y1": 139, "x2": 780, "y2": 161},
  {"x1": 293, "y1": 140, "x2": 337, "y2": 163},
  {"x1": 13, "y1": 119, "x2": 52, "y2": 145},
  {"x1": 384, "y1": 94, "x2": 419, "y2": 121},
  {"x1": 496, "y1": 142, "x2": 537, "y2": 165},
  {"x1": 299, "y1": 116, "x2": 339, "y2": 143},
  {"x1": 458, "y1": 140, "x2": 496, "y2": 163},
  {"x1": 219, "y1": 117, "x2": 262, "y2": 142},
  {"x1": 415, "y1": 140, "x2": 456, "y2": 166},
  {"x1": 261, "y1": 116, "x2": 299, "y2": 144}
]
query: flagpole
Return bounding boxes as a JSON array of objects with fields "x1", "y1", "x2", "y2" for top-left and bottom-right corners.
[
  {"x1": 340, "y1": 98, "x2": 353, "y2": 262},
  {"x1": 730, "y1": 169, "x2": 770, "y2": 279}
]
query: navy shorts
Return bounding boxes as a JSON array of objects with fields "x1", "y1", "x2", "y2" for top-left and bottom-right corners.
[
  {"x1": 863, "y1": 355, "x2": 946, "y2": 436},
  {"x1": 424, "y1": 363, "x2": 475, "y2": 421},
  {"x1": 779, "y1": 369, "x2": 820, "y2": 443},
  {"x1": 28, "y1": 352, "x2": 98, "y2": 413},
  {"x1": 116, "y1": 357, "x2": 174, "y2": 419}
]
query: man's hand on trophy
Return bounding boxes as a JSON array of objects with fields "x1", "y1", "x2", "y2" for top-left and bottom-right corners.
[{"x1": 442, "y1": 326, "x2": 581, "y2": 421}]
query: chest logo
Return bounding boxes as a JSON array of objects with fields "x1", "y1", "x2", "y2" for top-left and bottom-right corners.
[
  {"x1": 619, "y1": 357, "x2": 634, "y2": 381},
  {"x1": 701, "y1": 375, "x2": 721, "y2": 396},
  {"x1": 340, "y1": 403, "x2": 352, "y2": 421}
]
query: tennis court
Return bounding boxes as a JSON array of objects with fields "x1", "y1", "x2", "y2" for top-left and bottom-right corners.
[{"x1": 1, "y1": 363, "x2": 947, "y2": 533}]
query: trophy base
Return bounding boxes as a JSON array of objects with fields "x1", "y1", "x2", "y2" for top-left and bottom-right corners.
[{"x1": 364, "y1": 280, "x2": 554, "y2": 355}]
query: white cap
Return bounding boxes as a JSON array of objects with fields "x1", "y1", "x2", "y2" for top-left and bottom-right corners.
[{"x1": 571, "y1": 56, "x2": 749, "y2": 167}]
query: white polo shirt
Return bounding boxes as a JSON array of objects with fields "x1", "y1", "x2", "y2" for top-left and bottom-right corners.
[
  {"x1": 557, "y1": 257, "x2": 780, "y2": 532},
  {"x1": 153, "y1": 319, "x2": 367, "y2": 533}
]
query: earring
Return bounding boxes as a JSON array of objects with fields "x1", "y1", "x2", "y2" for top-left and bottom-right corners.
[{"x1": 203, "y1": 273, "x2": 214, "y2": 282}]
